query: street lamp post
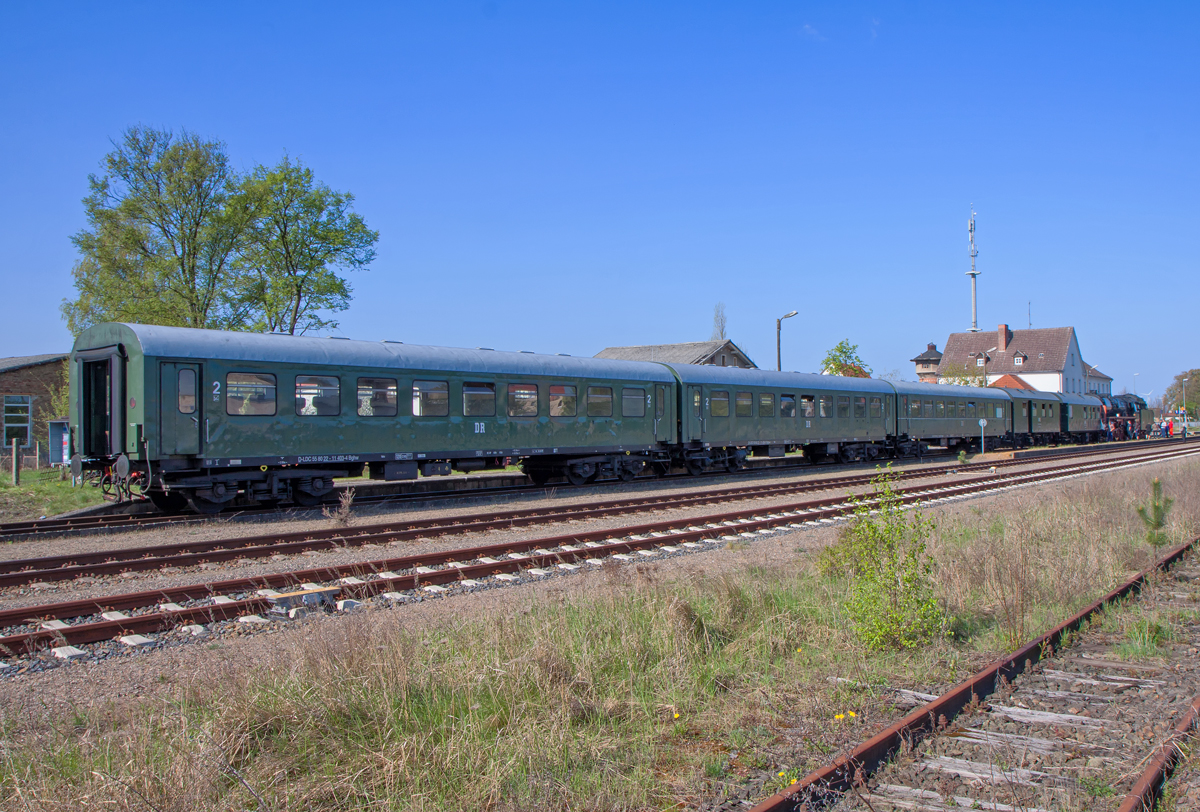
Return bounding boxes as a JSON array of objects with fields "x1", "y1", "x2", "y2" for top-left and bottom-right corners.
[
  {"x1": 776, "y1": 311, "x2": 797, "y2": 372},
  {"x1": 1184, "y1": 378, "x2": 1189, "y2": 436}
]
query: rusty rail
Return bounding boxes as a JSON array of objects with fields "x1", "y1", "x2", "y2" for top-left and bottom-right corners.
[
  {"x1": 748, "y1": 537, "x2": 1200, "y2": 812},
  {"x1": 1116, "y1": 694, "x2": 1200, "y2": 812}
]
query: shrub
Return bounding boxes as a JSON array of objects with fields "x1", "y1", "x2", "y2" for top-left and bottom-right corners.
[
  {"x1": 819, "y1": 468, "x2": 945, "y2": 650},
  {"x1": 1136, "y1": 477, "x2": 1174, "y2": 550}
]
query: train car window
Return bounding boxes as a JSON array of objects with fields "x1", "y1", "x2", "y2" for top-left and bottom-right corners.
[
  {"x1": 412, "y1": 380, "x2": 449, "y2": 417},
  {"x1": 550, "y1": 385, "x2": 577, "y2": 416},
  {"x1": 758, "y1": 393, "x2": 774, "y2": 417},
  {"x1": 854, "y1": 396, "x2": 866, "y2": 418},
  {"x1": 909, "y1": 398, "x2": 921, "y2": 418},
  {"x1": 820, "y1": 395, "x2": 832, "y2": 418},
  {"x1": 296, "y1": 376, "x2": 341, "y2": 416},
  {"x1": 922, "y1": 400, "x2": 933, "y2": 418},
  {"x1": 870, "y1": 397, "x2": 882, "y2": 419},
  {"x1": 995, "y1": 405, "x2": 1004, "y2": 419},
  {"x1": 622, "y1": 388, "x2": 646, "y2": 418},
  {"x1": 463, "y1": 382, "x2": 496, "y2": 416},
  {"x1": 935, "y1": 400, "x2": 945, "y2": 418},
  {"x1": 587, "y1": 386, "x2": 613, "y2": 417},
  {"x1": 837, "y1": 396, "x2": 850, "y2": 419},
  {"x1": 1022, "y1": 404, "x2": 1028, "y2": 417},
  {"x1": 958, "y1": 402, "x2": 967, "y2": 417},
  {"x1": 966, "y1": 401, "x2": 976, "y2": 418},
  {"x1": 801, "y1": 395, "x2": 815, "y2": 418},
  {"x1": 711, "y1": 391, "x2": 730, "y2": 417},
  {"x1": 780, "y1": 395, "x2": 796, "y2": 418},
  {"x1": 736, "y1": 392, "x2": 753, "y2": 417},
  {"x1": 692, "y1": 390, "x2": 701, "y2": 417},
  {"x1": 226, "y1": 373, "x2": 276, "y2": 416},
  {"x1": 177, "y1": 369, "x2": 196, "y2": 414},
  {"x1": 507, "y1": 384, "x2": 538, "y2": 417},
  {"x1": 655, "y1": 385, "x2": 666, "y2": 418},
  {"x1": 357, "y1": 378, "x2": 398, "y2": 416}
]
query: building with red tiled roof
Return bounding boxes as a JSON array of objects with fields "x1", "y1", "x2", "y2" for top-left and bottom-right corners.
[
  {"x1": 926, "y1": 324, "x2": 1112, "y2": 395},
  {"x1": 989, "y1": 374, "x2": 1035, "y2": 390}
]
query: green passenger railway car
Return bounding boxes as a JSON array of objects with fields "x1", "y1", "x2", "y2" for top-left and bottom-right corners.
[
  {"x1": 69, "y1": 323, "x2": 1112, "y2": 513},
  {"x1": 69, "y1": 323, "x2": 677, "y2": 512}
]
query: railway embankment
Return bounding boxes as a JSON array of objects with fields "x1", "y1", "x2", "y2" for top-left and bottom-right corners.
[{"x1": 1, "y1": 453, "x2": 1198, "y2": 810}]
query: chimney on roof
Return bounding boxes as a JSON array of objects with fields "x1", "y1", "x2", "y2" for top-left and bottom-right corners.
[
  {"x1": 927, "y1": 343, "x2": 937, "y2": 352},
  {"x1": 998, "y1": 324, "x2": 1011, "y2": 352}
]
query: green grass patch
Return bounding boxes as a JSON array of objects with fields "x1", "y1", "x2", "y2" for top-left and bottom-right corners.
[{"x1": 0, "y1": 469, "x2": 107, "y2": 522}]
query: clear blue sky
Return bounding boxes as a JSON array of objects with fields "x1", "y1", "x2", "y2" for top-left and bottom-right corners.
[{"x1": 1, "y1": 2, "x2": 1196, "y2": 399}]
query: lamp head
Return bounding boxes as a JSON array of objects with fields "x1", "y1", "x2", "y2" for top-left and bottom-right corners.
[{"x1": 781, "y1": 311, "x2": 798, "y2": 319}]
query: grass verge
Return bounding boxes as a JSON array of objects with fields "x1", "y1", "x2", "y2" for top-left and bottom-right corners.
[
  {"x1": 0, "y1": 468, "x2": 107, "y2": 523},
  {"x1": 3, "y1": 457, "x2": 1199, "y2": 810}
]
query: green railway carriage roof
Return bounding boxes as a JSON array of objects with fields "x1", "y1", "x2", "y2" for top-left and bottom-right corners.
[
  {"x1": 1057, "y1": 392, "x2": 1104, "y2": 407},
  {"x1": 74, "y1": 324, "x2": 677, "y2": 383},
  {"x1": 890, "y1": 380, "x2": 1012, "y2": 401},
  {"x1": 665, "y1": 363, "x2": 896, "y2": 394}
]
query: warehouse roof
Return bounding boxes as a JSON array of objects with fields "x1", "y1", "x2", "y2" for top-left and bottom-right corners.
[
  {"x1": 0, "y1": 353, "x2": 68, "y2": 375},
  {"x1": 595, "y1": 340, "x2": 756, "y2": 368}
]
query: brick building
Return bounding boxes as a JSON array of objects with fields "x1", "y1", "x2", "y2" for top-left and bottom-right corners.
[{"x1": 0, "y1": 353, "x2": 69, "y2": 452}]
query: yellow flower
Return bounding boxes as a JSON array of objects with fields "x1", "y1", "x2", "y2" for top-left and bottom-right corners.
[
  {"x1": 791, "y1": 779, "x2": 798, "y2": 785},
  {"x1": 834, "y1": 713, "x2": 845, "y2": 720},
  {"x1": 778, "y1": 771, "x2": 786, "y2": 777},
  {"x1": 848, "y1": 711, "x2": 857, "y2": 718},
  {"x1": 795, "y1": 647, "x2": 802, "y2": 653},
  {"x1": 673, "y1": 713, "x2": 680, "y2": 719}
]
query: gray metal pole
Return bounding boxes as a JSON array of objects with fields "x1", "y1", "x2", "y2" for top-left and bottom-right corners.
[
  {"x1": 11, "y1": 438, "x2": 18, "y2": 486},
  {"x1": 776, "y1": 318, "x2": 781, "y2": 371}
]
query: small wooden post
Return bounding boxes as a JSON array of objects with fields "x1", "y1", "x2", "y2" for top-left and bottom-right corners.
[
  {"x1": 35, "y1": 440, "x2": 40, "y2": 471},
  {"x1": 11, "y1": 438, "x2": 18, "y2": 486}
]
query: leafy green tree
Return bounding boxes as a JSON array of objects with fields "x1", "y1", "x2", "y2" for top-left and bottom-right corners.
[
  {"x1": 822, "y1": 339, "x2": 871, "y2": 378},
  {"x1": 237, "y1": 157, "x2": 378, "y2": 334},
  {"x1": 1163, "y1": 370, "x2": 1200, "y2": 420},
  {"x1": 62, "y1": 126, "x2": 256, "y2": 333},
  {"x1": 937, "y1": 361, "x2": 986, "y2": 387}
]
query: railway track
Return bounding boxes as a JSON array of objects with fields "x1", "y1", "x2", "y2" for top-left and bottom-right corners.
[
  {"x1": 746, "y1": 535, "x2": 1200, "y2": 812},
  {"x1": 1, "y1": 441, "x2": 1195, "y2": 665},
  {"x1": 0, "y1": 448, "x2": 1164, "y2": 588},
  {"x1": 3, "y1": 438, "x2": 1190, "y2": 540}
]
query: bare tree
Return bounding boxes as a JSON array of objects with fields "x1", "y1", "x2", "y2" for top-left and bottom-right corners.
[{"x1": 711, "y1": 302, "x2": 727, "y2": 341}]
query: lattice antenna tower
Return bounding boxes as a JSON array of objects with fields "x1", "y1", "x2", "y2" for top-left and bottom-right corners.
[{"x1": 966, "y1": 207, "x2": 981, "y2": 332}]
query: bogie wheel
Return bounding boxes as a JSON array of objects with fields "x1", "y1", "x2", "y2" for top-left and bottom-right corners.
[
  {"x1": 526, "y1": 469, "x2": 552, "y2": 487},
  {"x1": 148, "y1": 489, "x2": 189, "y2": 514},
  {"x1": 724, "y1": 455, "x2": 742, "y2": 473},
  {"x1": 566, "y1": 470, "x2": 595, "y2": 487},
  {"x1": 292, "y1": 489, "x2": 325, "y2": 507},
  {"x1": 617, "y1": 467, "x2": 636, "y2": 483},
  {"x1": 685, "y1": 458, "x2": 705, "y2": 477},
  {"x1": 187, "y1": 495, "x2": 227, "y2": 515}
]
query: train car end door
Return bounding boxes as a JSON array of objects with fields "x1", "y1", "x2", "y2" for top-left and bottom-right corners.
[
  {"x1": 161, "y1": 363, "x2": 201, "y2": 456},
  {"x1": 686, "y1": 385, "x2": 704, "y2": 442}
]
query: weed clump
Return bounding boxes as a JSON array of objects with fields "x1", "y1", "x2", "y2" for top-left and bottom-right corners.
[
  {"x1": 819, "y1": 468, "x2": 945, "y2": 650},
  {"x1": 322, "y1": 487, "x2": 355, "y2": 526}
]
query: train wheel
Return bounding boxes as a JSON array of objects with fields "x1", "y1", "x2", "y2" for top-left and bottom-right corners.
[
  {"x1": 685, "y1": 458, "x2": 705, "y2": 476},
  {"x1": 526, "y1": 469, "x2": 551, "y2": 486},
  {"x1": 292, "y1": 490, "x2": 324, "y2": 507},
  {"x1": 566, "y1": 470, "x2": 591, "y2": 487},
  {"x1": 188, "y1": 495, "x2": 226, "y2": 515},
  {"x1": 617, "y1": 467, "x2": 636, "y2": 483},
  {"x1": 148, "y1": 489, "x2": 188, "y2": 514},
  {"x1": 724, "y1": 455, "x2": 742, "y2": 473}
]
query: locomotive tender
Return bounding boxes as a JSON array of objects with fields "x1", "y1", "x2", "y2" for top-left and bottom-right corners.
[{"x1": 68, "y1": 323, "x2": 1107, "y2": 513}]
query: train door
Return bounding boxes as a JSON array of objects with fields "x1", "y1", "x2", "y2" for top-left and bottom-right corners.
[
  {"x1": 75, "y1": 346, "x2": 125, "y2": 459},
  {"x1": 654, "y1": 384, "x2": 667, "y2": 442},
  {"x1": 685, "y1": 385, "x2": 704, "y2": 443},
  {"x1": 160, "y1": 363, "x2": 201, "y2": 456}
]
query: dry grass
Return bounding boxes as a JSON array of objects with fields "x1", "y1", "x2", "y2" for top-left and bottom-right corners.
[
  {"x1": 930, "y1": 456, "x2": 1200, "y2": 651},
  {"x1": 3, "y1": 458, "x2": 1199, "y2": 810}
]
